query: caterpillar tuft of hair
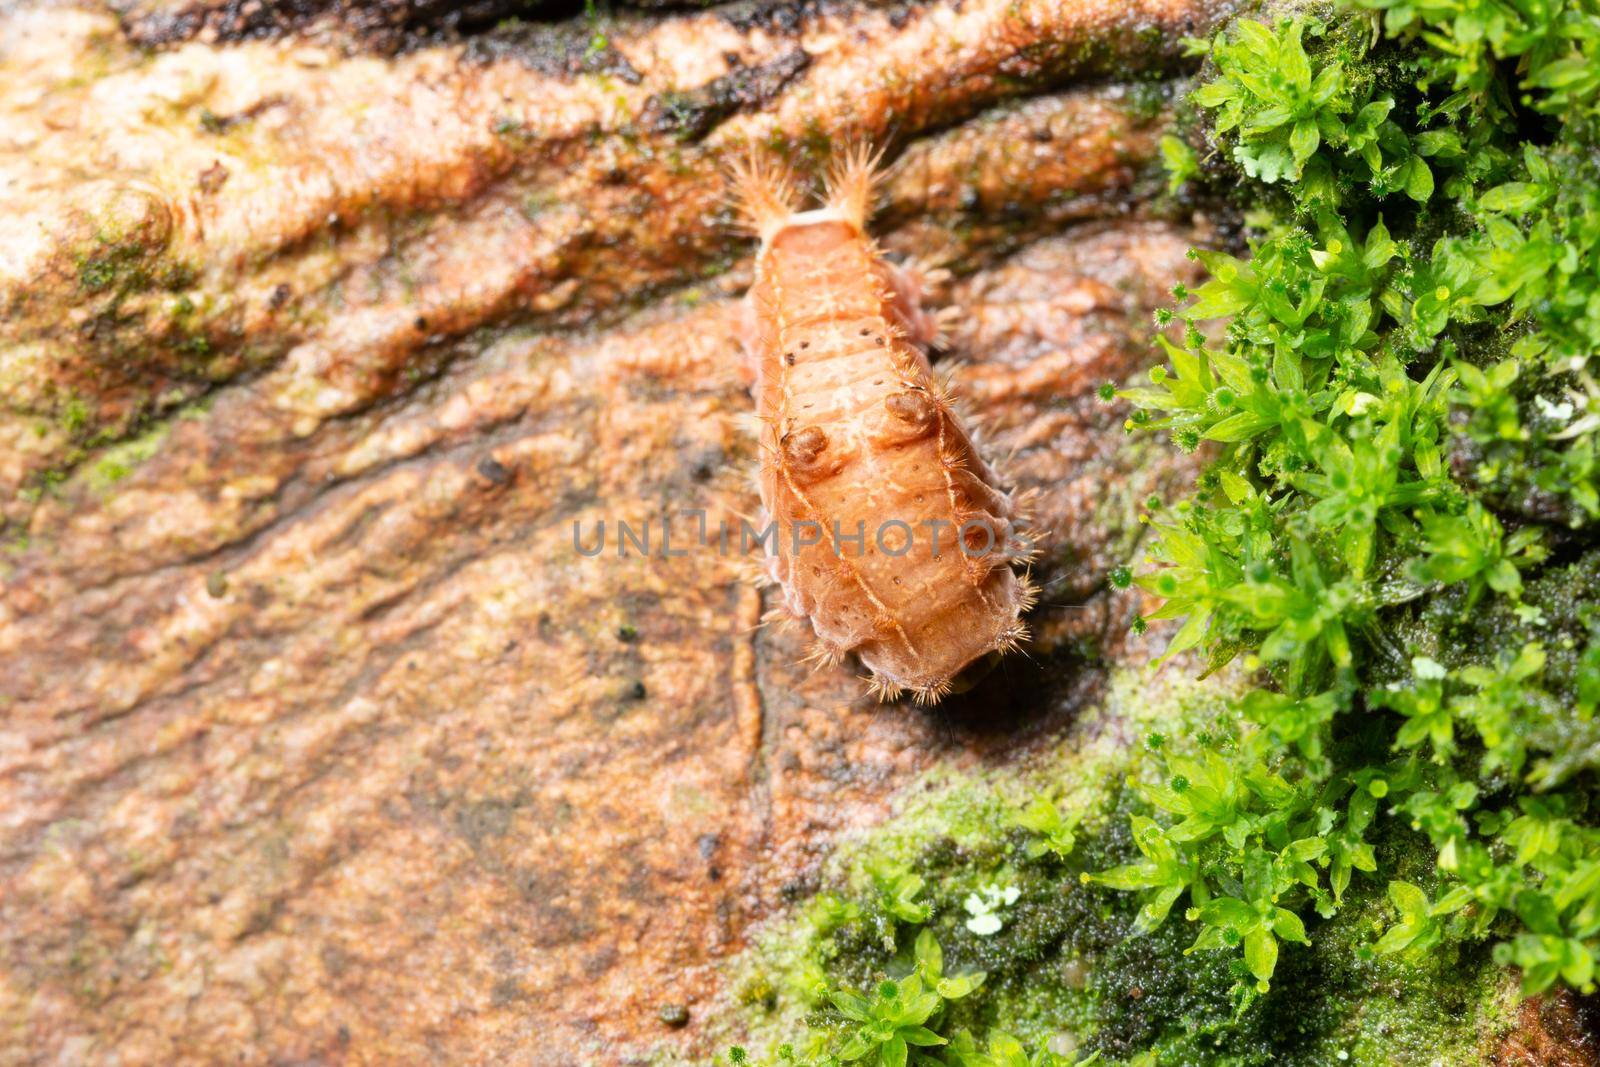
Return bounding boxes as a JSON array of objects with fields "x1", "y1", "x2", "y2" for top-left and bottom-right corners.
[{"x1": 730, "y1": 143, "x2": 1035, "y2": 706}]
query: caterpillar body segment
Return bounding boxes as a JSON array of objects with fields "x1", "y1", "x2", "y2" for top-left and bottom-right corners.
[{"x1": 734, "y1": 147, "x2": 1028, "y2": 704}]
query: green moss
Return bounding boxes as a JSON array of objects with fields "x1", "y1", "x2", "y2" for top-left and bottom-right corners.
[
  {"x1": 58, "y1": 394, "x2": 91, "y2": 436},
  {"x1": 75, "y1": 232, "x2": 194, "y2": 299},
  {"x1": 710, "y1": 671, "x2": 1199, "y2": 1051},
  {"x1": 702, "y1": 668, "x2": 1510, "y2": 1065},
  {"x1": 86, "y1": 420, "x2": 170, "y2": 492},
  {"x1": 1099, "y1": 0, "x2": 1600, "y2": 1008}
]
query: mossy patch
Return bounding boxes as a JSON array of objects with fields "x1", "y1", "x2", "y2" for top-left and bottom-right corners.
[
  {"x1": 86, "y1": 420, "x2": 171, "y2": 492},
  {"x1": 699, "y1": 667, "x2": 1513, "y2": 1064}
]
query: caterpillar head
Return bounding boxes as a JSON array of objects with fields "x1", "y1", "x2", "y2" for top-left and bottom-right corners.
[{"x1": 726, "y1": 140, "x2": 887, "y2": 246}]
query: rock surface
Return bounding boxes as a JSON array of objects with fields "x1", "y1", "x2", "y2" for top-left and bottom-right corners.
[{"x1": 1496, "y1": 992, "x2": 1600, "y2": 1066}]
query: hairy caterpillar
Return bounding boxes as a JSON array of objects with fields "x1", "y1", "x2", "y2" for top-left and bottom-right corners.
[{"x1": 732, "y1": 145, "x2": 1033, "y2": 705}]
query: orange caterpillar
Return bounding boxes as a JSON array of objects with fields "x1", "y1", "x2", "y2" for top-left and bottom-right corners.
[{"x1": 732, "y1": 145, "x2": 1033, "y2": 704}]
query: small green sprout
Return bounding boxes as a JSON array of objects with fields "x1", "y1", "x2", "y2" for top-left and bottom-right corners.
[
  {"x1": 829, "y1": 973, "x2": 948, "y2": 1066},
  {"x1": 868, "y1": 862, "x2": 931, "y2": 925},
  {"x1": 1014, "y1": 795, "x2": 1080, "y2": 861},
  {"x1": 912, "y1": 929, "x2": 986, "y2": 1000}
]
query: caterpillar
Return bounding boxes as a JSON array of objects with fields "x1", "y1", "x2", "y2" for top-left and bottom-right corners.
[{"x1": 732, "y1": 145, "x2": 1033, "y2": 705}]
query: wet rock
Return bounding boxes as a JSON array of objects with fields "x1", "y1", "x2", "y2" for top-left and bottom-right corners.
[{"x1": 1496, "y1": 991, "x2": 1600, "y2": 1066}]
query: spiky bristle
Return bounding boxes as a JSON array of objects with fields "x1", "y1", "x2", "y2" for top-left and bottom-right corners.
[
  {"x1": 733, "y1": 557, "x2": 771, "y2": 588},
  {"x1": 1010, "y1": 541, "x2": 1042, "y2": 568},
  {"x1": 728, "y1": 149, "x2": 799, "y2": 244},
  {"x1": 802, "y1": 639, "x2": 848, "y2": 671},
  {"x1": 824, "y1": 141, "x2": 887, "y2": 229},
  {"x1": 930, "y1": 304, "x2": 962, "y2": 351},
  {"x1": 995, "y1": 621, "x2": 1030, "y2": 655},
  {"x1": 1012, "y1": 486, "x2": 1042, "y2": 526},
  {"x1": 1017, "y1": 573, "x2": 1041, "y2": 612},
  {"x1": 906, "y1": 259, "x2": 954, "y2": 291},
  {"x1": 867, "y1": 672, "x2": 906, "y2": 703}
]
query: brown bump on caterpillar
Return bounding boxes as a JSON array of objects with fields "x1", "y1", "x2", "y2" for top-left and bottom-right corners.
[
  {"x1": 869, "y1": 387, "x2": 940, "y2": 447},
  {"x1": 779, "y1": 425, "x2": 848, "y2": 485},
  {"x1": 886, "y1": 388, "x2": 937, "y2": 427},
  {"x1": 782, "y1": 425, "x2": 827, "y2": 464}
]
